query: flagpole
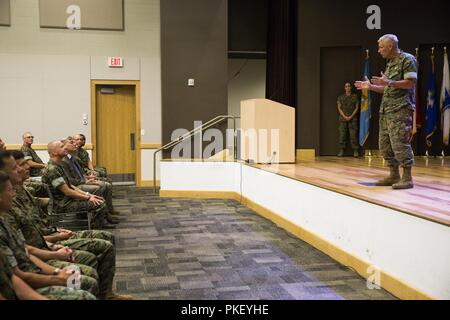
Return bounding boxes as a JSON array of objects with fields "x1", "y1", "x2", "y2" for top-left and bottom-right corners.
[
  {"x1": 442, "y1": 46, "x2": 448, "y2": 157},
  {"x1": 426, "y1": 47, "x2": 435, "y2": 157},
  {"x1": 366, "y1": 48, "x2": 370, "y2": 157}
]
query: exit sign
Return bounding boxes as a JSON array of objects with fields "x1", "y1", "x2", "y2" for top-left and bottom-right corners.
[{"x1": 108, "y1": 57, "x2": 123, "y2": 68}]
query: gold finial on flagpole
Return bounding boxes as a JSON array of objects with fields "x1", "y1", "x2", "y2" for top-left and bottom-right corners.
[
  {"x1": 431, "y1": 47, "x2": 435, "y2": 55},
  {"x1": 366, "y1": 49, "x2": 369, "y2": 59}
]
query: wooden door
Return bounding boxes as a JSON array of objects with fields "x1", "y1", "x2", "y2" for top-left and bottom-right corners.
[{"x1": 96, "y1": 85, "x2": 136, "y2": 183}]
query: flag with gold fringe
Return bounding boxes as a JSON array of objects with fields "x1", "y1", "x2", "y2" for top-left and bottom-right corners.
[
  {"x1": 440, "y1": 47, "x2": 450, "y2": 146},
  {"x1": 426, "y1": 49, "x2": 438, "y2": 147},
  {"x1": 359, "y1": 51, "x2": 371, "y2": 146}
]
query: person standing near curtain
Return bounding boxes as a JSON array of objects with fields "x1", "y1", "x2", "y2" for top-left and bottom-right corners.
[{"x1": 337, "y1": 82, "x2": 360, "y2": 157}]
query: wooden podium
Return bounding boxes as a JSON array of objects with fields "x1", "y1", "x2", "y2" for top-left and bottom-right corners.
[{"x1": 240, "y1": 99, "x2": 295, "y2": 163}]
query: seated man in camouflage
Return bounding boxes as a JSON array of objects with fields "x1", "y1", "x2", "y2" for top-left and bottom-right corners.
[
  {"x1": 0, "y1": 150, "x2": 100, "y2": 280},
  {"x1": 0, "y1": 171, "x2": 97, "y2": 300},
  {"x1": 73, "y1": 133, "x2": 108, "y2": 179},
  {"x1": 0, "y1": 250, "x2": 50, "y2": 300},
  {"x1": 20, "y1": 132, "x2": 46, "y2": 177},
  {"x1": 61, "y1": 138, "x2": 119, "y2": 224},
  {"x1": 41, "y1": 140, "x2": 115, "y2": 230},
  {"x1": 11, "y1": 150, "x2": 132, "y2": 300}
]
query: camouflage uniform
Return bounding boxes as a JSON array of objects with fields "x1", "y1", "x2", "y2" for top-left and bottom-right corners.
[
  {"x1": 337, "y1": 93, "x2": 359, "y2": 151},
  {"x1": 14, "y1": 185, "x2": 115, "y2": 245},
  {"x1": 12, "y1": 185, "x2": 117, "y2": 299},
  {"x1": 0, "y1": 251, "x2": 95, "y2": 300},
  {"x1": 36, "y1": 285, "x2": 96, "y2": 300},
  {"x1": 0, "y1": 215, "x2": 98, "y2": 297},
  {"x1": 0, "y1": 250, "x2": 17, "y2": 300},
  {"x1": 77, "y1": 148, "x2": 108, "y2": 178},
  {"x1": 379, "y1": 51, "x2": 417, "y2": 168},
  {"x1": 41, "y1": 160, "x2": 107, "y2": 229},
  {"x1": 23, "y1": 180, "x2": 50, "y2": 198},
  {"x1": 20, "y1": 144, "x2": 45, "y2": 177},
  {"x1": 4, "y1": 196, "x2": 99, "y2": 281}
]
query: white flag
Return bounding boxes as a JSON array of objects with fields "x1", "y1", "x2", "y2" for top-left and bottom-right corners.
[{"x1": 441, "y1": 50, "x2": 450, "y2": 146}]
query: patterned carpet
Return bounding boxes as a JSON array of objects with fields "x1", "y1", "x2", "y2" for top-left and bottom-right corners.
[{"x1": 111, "y1": 187, "x2": 395, "y2": 300}]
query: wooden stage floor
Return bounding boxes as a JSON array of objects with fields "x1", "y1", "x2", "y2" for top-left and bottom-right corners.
[{"x1": 251, "y1": 157, "x2": 450, "y2": 227}]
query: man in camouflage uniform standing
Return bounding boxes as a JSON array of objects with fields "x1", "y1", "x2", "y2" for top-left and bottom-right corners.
[
  {"x1": 20, "y1": 132, "x2": 46, "y2": 177},
  {"x1": 355, "y1": 34, "x2": 417, "y2": 189},
  {"x1": 337, "y1": 82, "x2": 360, "y2": 157}
]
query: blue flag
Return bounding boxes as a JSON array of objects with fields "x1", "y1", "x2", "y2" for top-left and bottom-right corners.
[
  {"x1": 426, "y1": 54, "x2": 438, "y2": 147},
  {"x1": 359, "y1": 56, "x2": 371, "y2": 146}
]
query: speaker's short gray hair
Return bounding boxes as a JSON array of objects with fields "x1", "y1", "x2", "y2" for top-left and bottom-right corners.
[{"x1": 378, "y1": 34, "x2": 399, "y2": 47}]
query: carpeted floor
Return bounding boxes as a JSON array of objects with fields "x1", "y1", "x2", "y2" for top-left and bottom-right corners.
[{"x1": 111, "y1": 186, "x2": 395, "y2": 300}]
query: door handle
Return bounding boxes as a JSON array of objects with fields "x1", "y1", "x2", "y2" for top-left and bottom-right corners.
[{"x1": 130, "y1": 133, "x2": 135, "y2": 150}]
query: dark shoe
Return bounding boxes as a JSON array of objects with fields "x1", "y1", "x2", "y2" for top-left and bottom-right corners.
[
  {"x1": 375, "y1": 166, "x2": 400, "y2": 186},
  {"x1": 106, "y1": 292, "x2": 133, "y2": 300},
  {"x1": 392, "y1": 167, "x2": 414, "y2": 189},
  {"x1": 337, "y1": 149, "x2": 344, "y2": 157},
  {"x1": 106, "y1": 216, "x2": 119, "y2": 224},
  {"x1": 102, "y1": 219, "x2": 116, "y2": 229}
]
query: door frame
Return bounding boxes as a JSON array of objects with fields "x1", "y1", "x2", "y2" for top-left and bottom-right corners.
[{"x1": 90, "y1": 79, "x2": 142, "y2": 186}]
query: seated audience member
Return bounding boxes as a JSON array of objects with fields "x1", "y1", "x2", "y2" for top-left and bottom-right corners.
[
  {"x1": 41, "y1": 141, "x2": 115, "y2": 229},
  {"x1": 1, "y1": 250, "x2": 49, "y2": 300},
  {"x1": 0, "y1": 170, "x2": 97, "y2": 300},
  {"x1": 61, "y1": 138, "x2": 119, "y2": 224},
  {"x1": 0, "y1": 137, "x2": 6, "y2": 151},
  {"x1": 0, "y1": 150, "x2": 99, "y2": 278},
  {"x1": 73, "y1": 134, "x2": 108, "y2": 178},
  {"x1": 10, "y1": 150, "x2": 132, "y2": 300},
  {"x1": 20, "y1": 132, "x2": 46, "y2": 177}
]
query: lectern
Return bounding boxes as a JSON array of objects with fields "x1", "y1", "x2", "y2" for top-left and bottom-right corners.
[{"x1": 240, "y1": 99, "x2": 295, "y2": 163}]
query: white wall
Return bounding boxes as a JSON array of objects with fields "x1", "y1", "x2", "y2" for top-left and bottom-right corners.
[{"x1": 0, "y1": 0, "x2": 161, "y2": 145}]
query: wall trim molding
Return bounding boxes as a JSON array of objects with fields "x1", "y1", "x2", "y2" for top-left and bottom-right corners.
[
  {"x1": 6, "y1": 144, "x2": 93, "y2": 151},
  {"x1": 141, "y1": 143, "x2": 162, "y2": 149},
  {"x1": 141, "y1": 180, "x2": 160, "y2": 187},
  {"x1": 159, "y1": 189, "x2": 434, "y2": 300},
  {"x1": 296, "y1": 149, "x2": 315, "y2": 161}
]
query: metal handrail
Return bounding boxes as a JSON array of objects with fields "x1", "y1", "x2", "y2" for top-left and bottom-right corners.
[{"x1": 153, "y1": 115, "x2": 239, "y2": 192}]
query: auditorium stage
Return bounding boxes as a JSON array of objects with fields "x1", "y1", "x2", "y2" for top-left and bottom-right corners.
[
  {"x1": 159, "y1": 157, "x2": 450, "y2": 299},
  {"x1": 251, "y1": 156, "x2": 450, "y2": 227}
]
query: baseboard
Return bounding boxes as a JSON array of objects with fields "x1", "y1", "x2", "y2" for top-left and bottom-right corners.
[
  {"x1": 296, "y1": 149, "x2": 316, "y2": 161},
  {"x1": 159, "y1": 190, "x2": 240, "y2": 201},
  {"x1": 159, "y1": 189, "x2": 434, "y2": 300},
  {"x1": 141, "y1": 180, "x2": 160, "y2": 187},
  {"x1": 364, "y1": 149, "x2": 382, "y2": 157},
  {"x1": 6, "y1": 143, "x2": 93, "y2": 151}
]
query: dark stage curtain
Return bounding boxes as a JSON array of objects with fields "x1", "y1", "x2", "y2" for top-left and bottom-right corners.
[{"x1": 265, "y1": 0, "x2": 297, "y2": 108}]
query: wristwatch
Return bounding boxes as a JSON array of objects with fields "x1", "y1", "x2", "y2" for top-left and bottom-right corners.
[
  {"x1": 387, "y1": 80, "x2": 394, "y2": 87},
  {"x1": 53, "y1": 268, "x2": 61, "y2": 275}
]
